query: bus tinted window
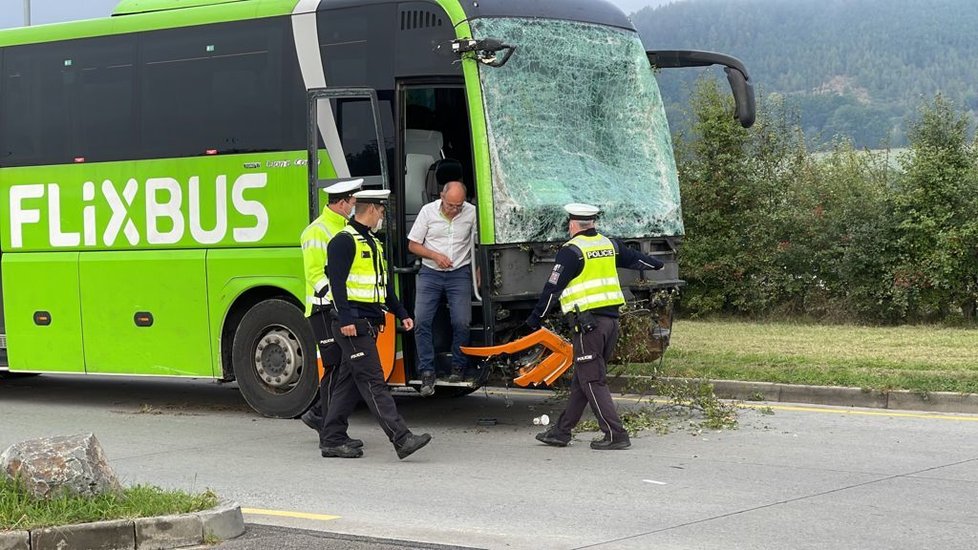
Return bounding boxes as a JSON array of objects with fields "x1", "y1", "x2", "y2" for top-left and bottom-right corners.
[
  {"x1": 319, "y1": 5, "x2": 394, "y2": 90},
  {"x1": 0, "y1": 46, "x2": 47, "y2": 166},
  {"x1": 139, "y1": 18, "x2": 304, "y2": 158},
  {"x1": 317, "y1": 6, "x2": 397, "y2": 178},
  {"x1": 1, "y1": 35, "x2": 136, "y2": 166},
  {"x1": 0, "y1": 17, "x2": 304, "y2": 167},
  {"x1": 73, "y1": 37, "x2": 137, "y2": 163},
  {"x1": 336, "y1": 98, "x2": 394, "y2": 178}
]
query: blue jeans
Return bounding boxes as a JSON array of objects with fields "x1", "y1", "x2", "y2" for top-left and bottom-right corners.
[{"x1": 414, "y1": 265, "x2": 472, "y2": 375}]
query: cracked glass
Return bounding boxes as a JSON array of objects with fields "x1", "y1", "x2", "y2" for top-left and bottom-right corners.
[{"x1": 472, "y1": 18, "x2": 683, "y2": 243}]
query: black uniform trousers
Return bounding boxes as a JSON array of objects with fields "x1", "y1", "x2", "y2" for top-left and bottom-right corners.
[
  {"x1": 555, "y1": 314, "x2": 627, "y2": 441},
  {"x1": 306, "y1": 309, "x2": 346, "y2": 429},
  {"x1": 320, "y1": 317, "x2": 411, "y2": 448}
]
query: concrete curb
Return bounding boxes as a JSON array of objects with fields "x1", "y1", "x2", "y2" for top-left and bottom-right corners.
[
  {"x1": 607, "y1": 376, "x2": 978, "y2": 414},
  {"x1": 4, "y1": 500, "x2": 244, "y2": 550}
]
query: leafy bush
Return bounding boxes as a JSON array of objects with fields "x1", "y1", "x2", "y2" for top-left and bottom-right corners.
[{"x1": 674, "y1": 82, "x2": 977, "y2": 324}]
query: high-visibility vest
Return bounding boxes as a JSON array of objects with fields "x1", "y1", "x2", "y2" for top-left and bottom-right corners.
[
  {"x1": 558, "y1": 233, "x2": 625, "y2": 314},
  {"x1": 326, "y1": 225, "x2": 387, "y2": 305},
  {"x1": 300, "y1": 207, "x2": 348, "y2": 316}
]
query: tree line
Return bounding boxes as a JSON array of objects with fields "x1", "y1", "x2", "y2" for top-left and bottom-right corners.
[
  {"x1": 675, "y1": 79, "x2": 978, "y2": 324},
  {"x1": 634, "y1": 0, "x2": 978, "y2": 148}
]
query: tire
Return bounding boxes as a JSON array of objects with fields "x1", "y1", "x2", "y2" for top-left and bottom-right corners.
[{"x1": 231, "y1": 299, "x2": 318, "y2": 418}]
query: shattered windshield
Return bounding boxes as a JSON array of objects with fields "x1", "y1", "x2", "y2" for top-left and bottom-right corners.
[{"x1": 472, "y1": 18, "x2": 682, "y2": 243}]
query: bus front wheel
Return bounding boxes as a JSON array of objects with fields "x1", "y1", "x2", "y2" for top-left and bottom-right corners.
[{"x1": 231, "y1": 299, "x2": 318, "y2": 418}]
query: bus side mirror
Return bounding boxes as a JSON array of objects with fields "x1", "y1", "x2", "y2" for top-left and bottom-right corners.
[
  {"x1": 724, "y1": 66, "x2": 755, "y2": 128},
  {"x1": 647, "y1": 49, "x2": 756, "y2": 128}
]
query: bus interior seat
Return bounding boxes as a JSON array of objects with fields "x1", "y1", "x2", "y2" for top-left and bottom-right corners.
[
  {"x1": 403, "y1": 129, "x2": 444, "y2": 216},
  {"x1": 425, "y1": 158, "x2": 464, "y2": 202}
]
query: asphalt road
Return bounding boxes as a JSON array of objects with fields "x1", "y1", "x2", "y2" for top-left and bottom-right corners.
[{"x1": 1, "y1": 374, "x2": 976, "y2": 549}]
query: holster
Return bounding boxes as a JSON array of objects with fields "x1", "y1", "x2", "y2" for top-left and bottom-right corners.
[{"x1": 566, "y1": 309, "x2": 597, "y2": 334}]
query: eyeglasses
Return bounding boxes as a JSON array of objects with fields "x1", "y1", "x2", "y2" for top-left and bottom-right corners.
[{"x1": 443, "y1": 201, "x2": 464, "y2": 211}]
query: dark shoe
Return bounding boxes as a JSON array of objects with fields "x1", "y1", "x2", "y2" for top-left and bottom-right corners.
[
  {"x1": 321, "y1": 444, "x2": 363, "y2": 458},
  {"x1": 448, "y1": 367, "x2": 464, "y2": 383},
  {"x1": 300, "y1": 411, "x2": 321, "y2": 432},
  {"x1": 322, "y1": 436, "x2": 363, "y2": 449},
  {"x1": 535, "y1": 429, "x2": 570, "y2": 447},
  {"x1": 420, "y1": 372, "x2": 436, "y2": 397},
  {"x1": 590, "y1": 434, "x2": 631, "y2": 450},
  {"x1": 395, "y1": 433, "x2": 432, "y2": 460}
]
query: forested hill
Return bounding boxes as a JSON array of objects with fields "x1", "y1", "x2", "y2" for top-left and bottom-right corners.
[{"x1": 632, "y1": 0, "x2": 978, "y2": 147}]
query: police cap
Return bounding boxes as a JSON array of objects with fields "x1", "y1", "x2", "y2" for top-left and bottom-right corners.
[
  {"x1": 323, "y1": 178, "x2": 363, "y2": 200},
  {"x1": 564, "y1": 203, "x2": 600, "y2": 221},
  {"x1": 352, "y1": 189, "x2": 391, "y2": 205}
]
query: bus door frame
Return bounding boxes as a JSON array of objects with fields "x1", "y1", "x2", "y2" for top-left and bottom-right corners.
[
  {"x1": 305, "y1": 87, "x2": 391, "y2": 219},
  {"x1": 305, "y1": 87, "x2": 398, "y2": 380},
  {"x1": 392, "y1": 79, "x2": 485, "y2": 378}
]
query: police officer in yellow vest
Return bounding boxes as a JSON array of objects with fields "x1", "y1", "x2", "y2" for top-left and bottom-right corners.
[
  {"x1": 321, "y1": 189, "x2": 432, "y2": 460},
  {"x1": 526, "y1": 203, "x2": 664, "y2": 450},
  {"x1": 298, "y1": 178, "x2": 362, "y2": 446}
]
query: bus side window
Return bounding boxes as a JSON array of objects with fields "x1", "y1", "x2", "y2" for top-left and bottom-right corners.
[
  {"x1": 335, "y1": 98, "x2": 394, "y2": 180},
  {"x1": 70, "y1": 37, "x2": 137, "y2": 163},
  {"x1": 138, "y1": 19, "x2": 304, "y2": 159},
  {"x1": 2, "y1": 43, "x2": 70, "y2": 165}
]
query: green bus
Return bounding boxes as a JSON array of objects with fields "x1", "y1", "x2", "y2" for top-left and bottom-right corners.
[{"x1": 0, "y1": 0, "x2": 754, "y2": 417}]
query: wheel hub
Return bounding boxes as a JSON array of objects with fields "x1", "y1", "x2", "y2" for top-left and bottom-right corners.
[{"x1": 254, "y1": 329, "x2": 301, "y2": 388}]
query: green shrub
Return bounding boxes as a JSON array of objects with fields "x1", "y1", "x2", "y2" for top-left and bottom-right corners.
[{"x1": 674, "y1": 81, "x2": 977, "y2": 325}]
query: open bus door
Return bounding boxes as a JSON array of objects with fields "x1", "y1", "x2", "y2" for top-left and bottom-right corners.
[
  {"x1": 394, "y1": 82, "x2": 485, "y2": 396},
  {"x1": 306, "y1": 88, "x2": 398, "y2": 382}
]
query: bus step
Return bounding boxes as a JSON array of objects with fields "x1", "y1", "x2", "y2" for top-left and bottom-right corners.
[{"x1": 407, "y1": 379, "x2": 478, "y2": 388}]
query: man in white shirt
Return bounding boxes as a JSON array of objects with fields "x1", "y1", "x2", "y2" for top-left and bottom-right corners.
[{"x1": 407, "y1": 181, "x2": 477, "y2": 396}]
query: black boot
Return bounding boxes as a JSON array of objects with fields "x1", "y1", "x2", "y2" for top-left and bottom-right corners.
[
  {"x1": 321, "y1": 443, "x2": 363, "y2": 458},
  {"x1": 535, "y1": 428, "x2": 570, "y2": 447},
  {"x1": 448, "y1": 366, "x2": 465, "y2": 383},
  {"x1": 300, "y1": 410, "x2": 322, "y2": 432},
  {"x1": 420, "y1": 372, "x2": 436, "y2": 397},
  {"x1": 395, "y1": 433, "x2": 432, "y2": 459},
  {"x1": 590, "y1": 433, "x2": 631, "y2": 450}
]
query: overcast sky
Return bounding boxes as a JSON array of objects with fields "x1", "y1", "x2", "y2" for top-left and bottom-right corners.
[{"x1": 0, "y1": 0, "x2": 675, "y2": 30}]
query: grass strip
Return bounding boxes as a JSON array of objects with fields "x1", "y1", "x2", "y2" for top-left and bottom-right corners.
[
  {"x1": 623, "y1": 320, "x2": 978, "y2": 393},
  {"x1": 0, "y1": 477, "x2": 218, "y2": 531}
]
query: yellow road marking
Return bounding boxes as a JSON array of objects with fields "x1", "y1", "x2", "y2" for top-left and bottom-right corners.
[
  {"x1": 494, "y1": 388, "x2": 978, "y2": 422},
  {"x1": 739, "y1": 402, "x2": 978, "y2": 422},
  {"x1": 241, "y1": 508, "x2": 341, "y2": 521}
]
